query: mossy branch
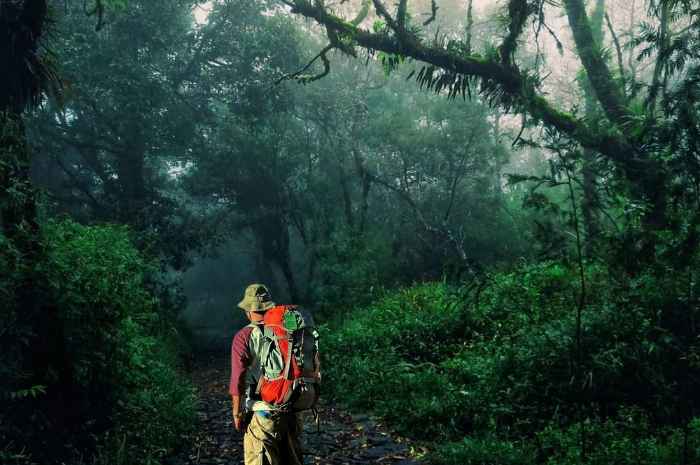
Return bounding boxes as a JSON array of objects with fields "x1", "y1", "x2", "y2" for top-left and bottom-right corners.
[{"x1": 282, "y1": 0, "x2": 634, "y2": 166}]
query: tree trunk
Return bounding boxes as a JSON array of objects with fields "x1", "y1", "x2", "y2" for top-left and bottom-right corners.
[
  {"x1": 115, "y1": 137, "x2": 148, "y2": 226},
  {"x1": 579, "y1": 0, "x2": 605, "y2": 256},
  {"x1": 581, "y1": 150, "x2": 600, "y2": 256},
  {"x1": 258, "y1": 216, "x2": 301, "y2": 304},
  {"x1": 465, "y1": 0, "x2": 474, "y2": 54}
]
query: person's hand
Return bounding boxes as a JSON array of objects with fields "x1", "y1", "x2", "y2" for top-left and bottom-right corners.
[{"x1": 233, "y1": 412, "x2": 244, "y2": 432}]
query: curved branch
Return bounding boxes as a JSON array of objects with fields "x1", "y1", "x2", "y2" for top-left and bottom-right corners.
[
  {"x1": 423, "y1": 0, "x2": 438, "y2": 26},
  {"x1": 284, "y1": 1, "x2": 633, "y2": 162},
  {"x1": 605, "y1": 12, "x2": 626, "y2": 96},
  {"x1": 368, "y1": 171, "x2": 481, "y2": 275},
  {"x1": 276, "y1": 44, "x2": 334, "y2": 84}
]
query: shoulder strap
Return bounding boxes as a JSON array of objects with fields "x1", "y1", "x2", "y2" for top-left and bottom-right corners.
[{"x1": 281, "y1": 333, "x2": 294, "y2": 380}]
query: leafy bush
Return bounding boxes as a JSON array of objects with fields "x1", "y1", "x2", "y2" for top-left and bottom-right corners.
[
  {"x1": 1, "y1": 220, "x2": 195, "y2": 464},
  {"x1": 323, "y1": 260, "x2": 700, "y2": 463},
  {"x1": 429, "y1": 436, "x2": 536, "y2": 465},
  {"x1": 537, "y1": 412, "x2": 700, "y2": 465},
  {"x1": 322, "y1": 282, "x2": 471, "y2": 437}
]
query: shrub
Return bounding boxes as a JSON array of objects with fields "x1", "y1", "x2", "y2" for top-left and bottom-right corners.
[
  {"x1": 322, "y1": 282, "x2": 471, "y2": 437},
  {"x1": 322, "y1": 259, "x2": 700, "y2": 462},
  {"x1": 429, "y1": 436, "x2": 536, "y2": 465},
  {"x1": 1, "y1": 220, "x2": 195, "y2": 464},
  {"x1": 537, "y1": 412, "x2": 700, "y2": 465}
]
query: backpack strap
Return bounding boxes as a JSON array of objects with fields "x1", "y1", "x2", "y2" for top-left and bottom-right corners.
[
  {"x1": 255, "y1": 373, "x2": 264, "y2": 395},
  {"x1": 255, "y1": 320, "x2": 294, "y2": 394},
  {"x1": 281, "y1": 333, "x2": 294, "y2": 381}
]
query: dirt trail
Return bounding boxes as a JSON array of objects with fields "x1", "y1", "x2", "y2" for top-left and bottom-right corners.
[{"x1": 166, "y1": 355, "x2": 422, "y2": 465}]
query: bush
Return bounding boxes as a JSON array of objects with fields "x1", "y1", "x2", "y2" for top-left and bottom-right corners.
[
  {"x1": 323, "y1": 264, "x2": 596, "y2": 439},
  {"x1": 1, "y1": 220, "x2": 195, "y2": 464},
  {"x1": 537, "y1": 412, "x2": 700, "y2": 465},
  {"x1": 322, "y1": 282, "x2": 471, "y2": 437},
  {"x1": 323, "y1": 260, "x2": 700, "y2": 463},
  {"x1": 429, "y1": 436, "x2": 536, "y2": 465}
]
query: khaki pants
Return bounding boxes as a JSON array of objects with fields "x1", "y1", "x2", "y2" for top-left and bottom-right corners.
[{"x1": 243, "y1": 412, "x2": 303, "y2": 465}]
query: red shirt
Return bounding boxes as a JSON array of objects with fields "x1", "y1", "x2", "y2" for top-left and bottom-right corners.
[{"x1": 229, "y1": 324, "x2": 257, "y2": 397}]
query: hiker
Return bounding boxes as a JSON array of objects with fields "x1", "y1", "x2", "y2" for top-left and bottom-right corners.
[{"x1": 229, "y1": 283, "x2": 321, "y2": 465}]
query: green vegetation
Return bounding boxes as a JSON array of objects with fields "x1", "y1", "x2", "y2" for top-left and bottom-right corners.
[
  {"x1": 3, "y1": 0, "x2": 700, "y2": 463},
  {"x1": 1, "y1": 220, "x2": 195, "y2": 464},
  {"x1": 324, "y1": 260, "x2": 700, "y2": 463}
]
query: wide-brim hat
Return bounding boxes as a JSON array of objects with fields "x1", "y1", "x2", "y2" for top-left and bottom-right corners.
[{"x1": 238, "y1": 283, "x2": 275, "y2": 313}]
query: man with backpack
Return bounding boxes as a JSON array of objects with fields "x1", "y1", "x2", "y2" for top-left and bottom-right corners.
[{"x1": 229, "y1": 284, "x2": 320, "y2": 465}]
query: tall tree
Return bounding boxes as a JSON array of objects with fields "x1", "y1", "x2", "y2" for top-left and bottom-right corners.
[
  {"x1": 29, "y1": 0, "x2": 215, "y2": 269},
  {"x1": 0, "y1": 0, "x2": 52, "y2": 253}
]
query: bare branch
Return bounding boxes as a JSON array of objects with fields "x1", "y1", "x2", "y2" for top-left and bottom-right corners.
[
  {"x1": 605, "y1": 12, "x2": 627, "y2": 96},
  {"x1": 276, "y1": 44, "x2": 334, "y2": 84},
  {"x1": 397, "y1": 0, "x2": 408, "y2": 31},
  {"x1": 53, "y1": 155, "x2": 104, "y2": 211},
  {"x1": 423, "y1": 0, "x2": 438, "y2": 26},
  {"x1": 464, "y1": 0, "x2": 473, "y2": 52},
  {"x1": 368, "y1": 171, "x2": 481, "y2": 275}
]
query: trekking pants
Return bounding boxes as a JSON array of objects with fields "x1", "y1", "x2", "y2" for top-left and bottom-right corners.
[{"x1": 243, "y1": 412, "x2": 303, "y2": 465}]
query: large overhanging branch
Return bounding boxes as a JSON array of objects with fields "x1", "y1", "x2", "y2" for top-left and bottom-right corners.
[{"x1": 280, "y1": 0, "x2": 644, "y2": 174}]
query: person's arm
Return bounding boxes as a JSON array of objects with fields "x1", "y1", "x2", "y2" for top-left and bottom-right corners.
[
  {"x1": 229, "y1": 327, "x2": 253, "y2": 431},
  {"x1": 230, "y1": 394, "x2": 244, "y2": 431}
]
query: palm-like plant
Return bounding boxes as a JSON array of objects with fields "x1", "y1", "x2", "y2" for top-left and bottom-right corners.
[
  {"x1": 0, "y1": 0, "x2": 59, "y2": 113},
  {"x1": 0, "y1": 0, "x2": 60, "y2": 240}
]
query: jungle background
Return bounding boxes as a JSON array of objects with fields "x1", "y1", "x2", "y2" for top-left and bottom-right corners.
[{"x1": 2, "y1": 0, "x2": 700, "y2": 463}]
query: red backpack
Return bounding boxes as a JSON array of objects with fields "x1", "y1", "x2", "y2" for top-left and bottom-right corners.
[{"x1": 256, "y1": 305, "x2": 320, "y2": 411}]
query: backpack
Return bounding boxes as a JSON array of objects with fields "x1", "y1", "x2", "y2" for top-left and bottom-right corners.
[{"x1": 256, "y1": 305, "x2": 320, "y2": 412}]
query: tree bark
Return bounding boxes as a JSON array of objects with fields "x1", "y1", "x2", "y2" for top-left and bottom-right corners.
[
  {"x1": 563, "y1": 0, "x2": 629, "y2": 126},
  {"x1": 465, "y1": 0, "x2": 474, "y2": 54}
]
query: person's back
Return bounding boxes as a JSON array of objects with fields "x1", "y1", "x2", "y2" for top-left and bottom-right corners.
[{"x1": 229, "y1": 284, "x2": 308, "y2": 465}]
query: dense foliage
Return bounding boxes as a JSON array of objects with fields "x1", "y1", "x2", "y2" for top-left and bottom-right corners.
[
  {"x1": 0, "y1": 220, "x2": 195, "y2": 464},
  {"x1": 324, "y1": 259, "x2": 700, "y2": 463},
  {"x1": 2, "y1": 0, "x2": 700, "y2": 463}
]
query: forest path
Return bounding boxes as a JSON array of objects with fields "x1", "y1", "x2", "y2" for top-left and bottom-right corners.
[{"x1": 166, "y1": 355, "x2": 422, "y2": 465}]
